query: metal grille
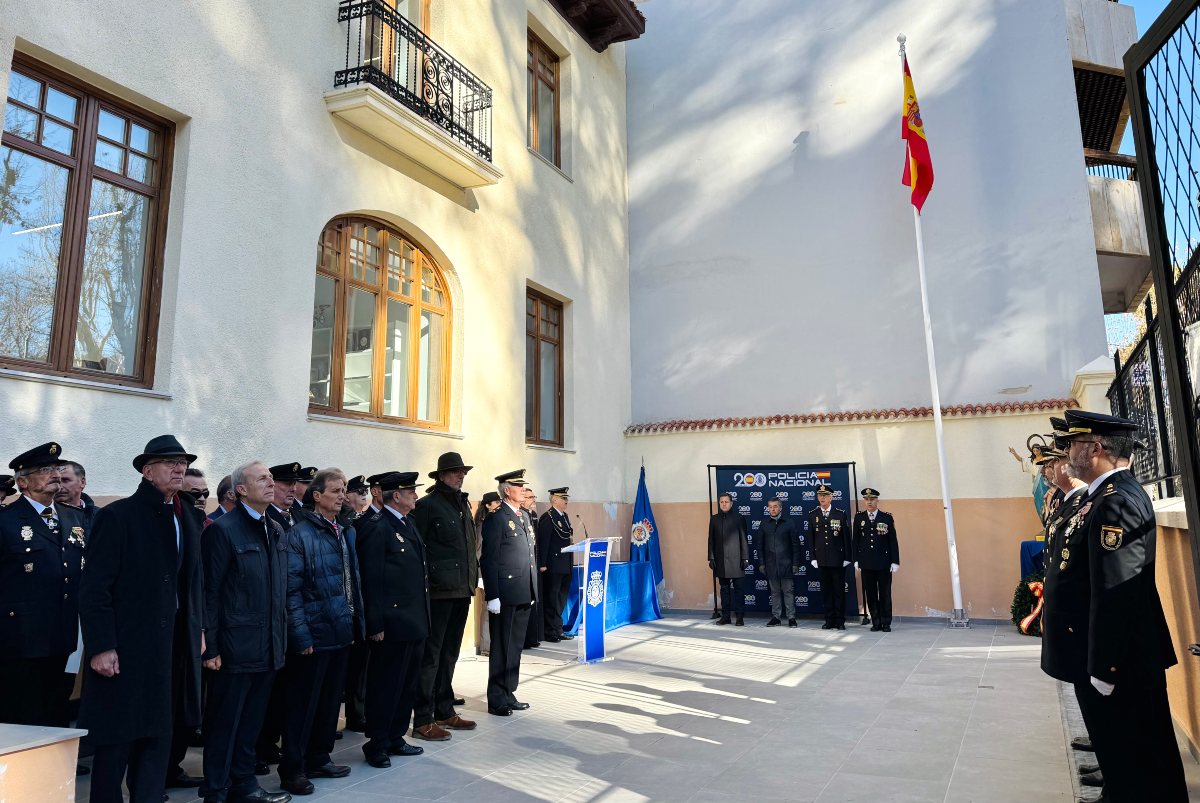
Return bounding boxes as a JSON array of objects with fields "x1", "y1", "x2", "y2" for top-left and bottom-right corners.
[
  {"x1": 334, "y1": 0, "x2": 493, "y2": 161},
  {"x1": 1075, "y1": 68, "x2": 1128, "y2": 150},
  {"x1": 1085, "y1": 149, "x2": 1139, "y2": 180}
]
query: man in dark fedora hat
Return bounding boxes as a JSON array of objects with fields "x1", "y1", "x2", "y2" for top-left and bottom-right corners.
[
  {"x1": 409, "y1": 452, "x2": 478, "y2": 741},
  {"x1": 0, "y1": 442, "x2": 87, "y2": 732},
  {"x1": 79, "y1": 435, "x2": 205, "y2": 803}
]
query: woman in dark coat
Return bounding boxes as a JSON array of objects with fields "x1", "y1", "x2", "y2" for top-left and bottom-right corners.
[
  {"x1": 78, "y1": 436, "x2": 204, "y2": 803},
  {"x1": 707, "y1": 493, "x2": 749, "y2": 626}
]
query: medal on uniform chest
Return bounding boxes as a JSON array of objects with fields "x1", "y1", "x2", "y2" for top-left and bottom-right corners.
[
  {"x1": 23, "y1": 563, "x2": 33, "y2": 573},
  {"x1": 20, "y1": 526, "x2": 32, "y2": 541},
  {"x1": 877, "y1": 523, "x2": 888, "y2": 534},
  {"x1": 68, "y1": 526, "x2": 85, "y2": 547},
  {"x1": 1061, "y1": 548, "x2": 1070, "y2": 560},
  {"x1": 831, "y1": 520, "x2": 841, "y2": 530},
  {"x1": 508, "y1": 520, "x2": 516, "y2": 531},
  {"x1": 80, "y1": 556, "x2": 85, "y2": 569},
  {"x1": 394, "y1": 532, "x2": 405, "y2": 543},
  {"x1": 1059, "y1": 560, "x2": 1067, "y2": 571}
]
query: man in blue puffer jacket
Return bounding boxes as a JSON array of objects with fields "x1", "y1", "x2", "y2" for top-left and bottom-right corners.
[{"x1": 278, "y1": 468, "x2": 365, "y2": 797}]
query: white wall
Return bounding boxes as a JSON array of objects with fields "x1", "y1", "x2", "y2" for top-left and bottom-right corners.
[
  {"x1": 0, "y1": 0, "x2": 632, "y2": 501},
  {"x1": 625, "y1": 0, "x2": 1108, "y2": 423}
]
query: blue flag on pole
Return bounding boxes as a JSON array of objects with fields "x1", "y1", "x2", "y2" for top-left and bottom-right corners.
[{"x1": 630, "y1": 465, "x2": 664, "y2": 587}]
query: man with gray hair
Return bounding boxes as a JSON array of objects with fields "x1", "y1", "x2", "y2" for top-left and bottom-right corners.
[
  {"x1": 200, "y1": 461, "x2": 290, "y2": 803},
  {"x1": 480, "y1": 470, "x2": 537, "y2": 716}
]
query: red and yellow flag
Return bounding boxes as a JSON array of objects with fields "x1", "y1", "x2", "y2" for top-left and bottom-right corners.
[{"x1": 901, "y1": 54, "x2": 934, "y2": 213}]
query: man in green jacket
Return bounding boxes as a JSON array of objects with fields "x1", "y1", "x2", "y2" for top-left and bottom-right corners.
[{"x1": 409, "y1": 452, "x2": 479, "y2": 741}]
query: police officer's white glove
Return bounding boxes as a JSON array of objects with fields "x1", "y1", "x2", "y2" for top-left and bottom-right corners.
[
  {"x1": 811, "y1": 560, "x2": 818, "y2": 569},
  {"x1": 487, "y1": 598, "x2": 500, "y2": 614},
  {"x1": 854, "y1": 562, "x2": 859, "y2": 570},
  {"x1": 1090, "y1": 676, "x2": 1115, "y2": 696},
  {"x1": 478, "y1": 578, "x2": 485, "y2": 589},
  {"x1": 842, "y1": 560, "x2": 850, "y2": 567},
  {"x1": 890, "y1": 563, "x2": 899, "y2": 573}
]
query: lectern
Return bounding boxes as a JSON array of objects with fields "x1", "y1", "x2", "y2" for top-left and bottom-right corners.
[{"x1": 562, "y1": 537, "x2": 621, "y2": 663}]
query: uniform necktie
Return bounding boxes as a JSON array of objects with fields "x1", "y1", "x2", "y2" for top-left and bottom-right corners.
[
  {"x1": 284, "y1": 508, "x2": 294, "y2": 526},
  {"x1": 41, "y1": 507, "x2": 59, "y2": 535}
]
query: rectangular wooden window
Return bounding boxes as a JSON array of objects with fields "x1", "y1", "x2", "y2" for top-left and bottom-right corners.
[
  {"x1": 0, "y1": 56, "x2": 172, "y2": 386},
  {"x1": 526, "y1": 288, "x2": 563, "y2": 446},
  {"x1": 527, "y1": 32, "x2": 560, "y2": 166}
]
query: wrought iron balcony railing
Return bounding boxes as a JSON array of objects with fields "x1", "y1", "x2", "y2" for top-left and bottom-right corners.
[
  {"x1": 1085, "y1": 148, "x2": 1139, "y2": 180},
  {"x1": 335, "y1": 0, "x2": 493, "y2": 162}
]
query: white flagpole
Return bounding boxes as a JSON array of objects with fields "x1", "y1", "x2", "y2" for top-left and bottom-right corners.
[{"x1": 900, "y1": 34, "x2": 968, "y2": 627}]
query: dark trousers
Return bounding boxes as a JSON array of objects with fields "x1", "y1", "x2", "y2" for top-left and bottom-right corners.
[
  {"x1": 542, "y1": 571, "x2": 572, "y2": 637},
  {"x1": 413, "y1": 597, "x2": 469, "y2": 726},
  {"x1": 718, "y1": 577, "x2": 744, "y2": 617},
  {"x1": 254, "y1": 669, "x2": 286, "y2": 761},
  {"x1": 1074, "y1": 675, "x2": 1187, "y2": 802},
  {"x1": 524, "y1": 596, "x2": 543, "y2": 648},
  {"x1": 0, "y1": 654, "x2": 69, "y2": 726},
  {"x1": 280, "y1": 647, "x2": 349, "y2": 779},
  {"x1": 487, "y1": 603, "x2": 531, "y2": 709},
  {"x1": 820, "y1": 565, "x2": 846, "y2": 626},
  {"x1": 363, "y1": 639, "x2": 423, "y2": 756},
  {"x1": 860, "y1": 568, "x2": 892, "y2": 626},
  {"x1": 201, "y1": 669, "x2": 276, "y2": 801},
  {"x1": 166, "y1": 620, "x2": 195, "y2": 779},
  {"x1": 343, "y1": 641, "x2": 369, "y2": 728},
  {"x1": 90, "y1": 736, "x2": 170, "y2": 803}
]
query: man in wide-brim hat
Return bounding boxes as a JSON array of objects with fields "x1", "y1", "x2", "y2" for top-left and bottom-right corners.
[
  {"x1": 79, "y1": 435, "x2": 205, "y2": 803},
  {"x1": 408, "y1": 452, "x2": 479, "y2": 741}
]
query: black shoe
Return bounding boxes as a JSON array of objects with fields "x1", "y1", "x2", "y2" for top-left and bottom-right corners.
[
  {"x1": 345, "y1": 719, "x2": 366, "y2": 733},
  {"x1": 451, "y1": 693, "x2": 466, "y2": 706},
  {"x1": 870, "y1": 625, "x2": 882, "y2": 632},
  {"x1": 488, "y1": 705, "x2": 513, "y2": 716},
  {"x1": 388, "y1": 743, "x2": 424, "y2": 757},
  {"x1": 559, "y1": 634, "x2": 575, "y2": 641},
  {"x1": 546, "y1": 636, "x2": 561, "y2": 642},
  {"x1": 1077, "y1": 762, "x2": 1099, "y2": 774},
  {"x1": 524, "y1": 642, "x2": 540, "y2": 649},
  {"x1": 821, "y1": 623, "x2": 832, "y2": 629},
  {"x1": 766, "y1": 617, "x2": 781, "y2": 627},
  {"x1": 1071, "y1": 736, "x2": 1094, "y2": 751},
  {"x1": 306, "y1": 763, "x2": 351, "y2": 779},
  {"x1": 76, "y1": 764, "x2": 90, "y2": 777},
  {"x1": 255, "y1": 761, "x2": 270, "y2": 776},
  {"x1": 882, "y1": 625, "x2": 891, "y2": 632},
  {"x1": 365, "y1": 753, "x2": 391, "y2": 769},
  {"x1": 229, "y1": 789, "x2": 293, "y2": 803},
  {"x1": 1080, "y1": 771, "x2": 1104, "y2": 787},
  {"x1": 333, "y1": 730, "x2": 343, "y2": 740},
  {"x1": 715, "y1": 617, "x2": 731, "y2": 625},
  {"x1": 510, "y1": 700, "x2": 530, "y2": 710},
  {"x1": 734, "y1": 615, "x2": 744, "y2": 626},
  {"x1": 166, "y1": 772, "x2": 204, "y2": 788},
  {"x1": 280, "y1": 775, "x2": 314, "y2": 796},
  {"x1": 788, "y1": 618, "x2": 797, "y2": 628},
  {"x1": 836, "y1": 625, "x2": 846, "y2": 630}
]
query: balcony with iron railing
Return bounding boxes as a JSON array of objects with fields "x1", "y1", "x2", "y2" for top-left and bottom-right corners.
[
  {"x1": 1086, "y1": 149, "x2": 1151, "y2": 313},
  {"x1": 324, "y1": 0, "x2": 502, "y2": 189}
]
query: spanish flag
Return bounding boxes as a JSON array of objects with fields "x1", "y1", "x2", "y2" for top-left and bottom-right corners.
[{"x1": 901, "y1": 53, "x2": 934, "y2": 213}]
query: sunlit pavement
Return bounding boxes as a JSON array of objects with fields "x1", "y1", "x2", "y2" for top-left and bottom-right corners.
[{"x1": 74, "y1": 616, "x2": 1199, "y2": 801}]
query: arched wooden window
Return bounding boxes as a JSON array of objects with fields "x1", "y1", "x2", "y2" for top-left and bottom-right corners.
[{"x1": 309, "y1": 217, "x2": 451, "y2": 428}]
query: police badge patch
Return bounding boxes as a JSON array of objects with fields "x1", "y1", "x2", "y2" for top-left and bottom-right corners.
[
  {"x1": 508, "y1": 520, "x2": 516, "y2": 531},
  {"x1": 24, "y1": 563, "x2": 33, "y2": 573},
  {"x1": 586, "y1": 570, "x2": 604, "y2": 607},
  {"x1": 1100, "y1": 526, "x2": 1123, "y2": 551},
  {"x1": 20, "y1": 526, "x2": 32, "y2": 541}
]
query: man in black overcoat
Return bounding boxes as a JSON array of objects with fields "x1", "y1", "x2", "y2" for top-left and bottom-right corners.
[
  {"x1": 0, "y1": 442, "x2": 86, "y2": 728},
  {"x1": 200, "y1": 461, "x2": 291, "y2": 803},
  {"x1": 480, "y1": 470, "x2": 538, "y2": 716},
  {"x1": 852, "y1": 488, "x2": 899, "y2": 632},
  {"x1": 78, "y1": 435, "x2": 204, "y2": 803},
  {"x1": 356, "y1": 471, "x2": 430, "y2": 767},
  {"x1": 760, "y1": 497, "x2": 799, "y2": 627},
  {"x1": 707, "y1": 493, "x2": 748, "y2": 626},
  {"x1": 537, "y1": 487, "x2": 575, "y2": 642},
  {"x1": 806, "y1": 484, "x2": 852, "y2": 630}
]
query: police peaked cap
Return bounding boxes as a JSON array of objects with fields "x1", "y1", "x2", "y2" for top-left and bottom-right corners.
[{"x1": 9, "y1": 441, "x2": 67, "y2": 472}]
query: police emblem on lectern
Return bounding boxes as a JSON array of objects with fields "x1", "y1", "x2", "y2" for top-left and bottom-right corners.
[{"x1": 587, "y1": 570, "x2": 604, "y2": 607}]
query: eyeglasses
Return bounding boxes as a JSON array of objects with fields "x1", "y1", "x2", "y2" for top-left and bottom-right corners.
[
  {"x1": 193, "y1": 489, "x2": 210, "y2": 499},
  {"x1": 148, "y1": 458, "x2": 189, "y2": 469}
]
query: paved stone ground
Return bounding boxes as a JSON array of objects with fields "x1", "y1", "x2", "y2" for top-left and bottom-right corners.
[{"x1": 75, "y1": 616, "x2": 1200, "y2": 802}]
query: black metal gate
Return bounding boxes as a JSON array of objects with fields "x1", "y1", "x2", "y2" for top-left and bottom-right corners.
[{"x1": 1124, "y1": 0, "x2": 1200, "y2": 595}]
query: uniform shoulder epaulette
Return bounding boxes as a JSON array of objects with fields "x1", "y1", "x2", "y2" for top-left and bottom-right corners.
[{"x1": 1103, "y1": 483, "x2": 1117, "y2": 496}]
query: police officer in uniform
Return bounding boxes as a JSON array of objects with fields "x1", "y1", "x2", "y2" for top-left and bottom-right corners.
[
  {"x1": 806, "y1": 484, "x2": 852, "y2": 630},
  {"x1": 0, "y1": 442, "x2": 86, "y2": 728},
  {"x1": 852, "y1": 488, "x2": 899, "y2": 632},
  {"x1": 537, "y1": 487, "x2": 575, "y2": 643},
  {"x1": 293, "y1": 467, "x2": 317, "y2": 513},
  {"x1": 356, "y1": 472, "x2": 429, "y2": 767},
  {"x1": 1054, "y1": 409, "x2": 1186, "y2": 802},
  {"x1": 480, "y1": 470, "x2": 537, "y2": 716}
]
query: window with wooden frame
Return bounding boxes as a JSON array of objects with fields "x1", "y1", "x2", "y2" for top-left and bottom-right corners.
[
  {"x1": 526, "y1": 289, "x2": 563, "y2": 446},
  {"x1": 0, "y1": 57, "x2": 172, "y2": 385},
  {"x1": 527, "y1": 32, "x2": 560, "y2": 166},
  {"x1": 310, "y1": 217, "x2": 451, "y2": 429}
]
